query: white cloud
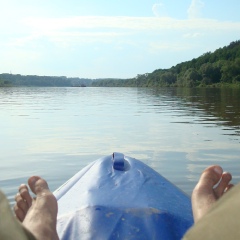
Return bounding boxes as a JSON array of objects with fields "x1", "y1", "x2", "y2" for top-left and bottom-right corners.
[
  {"x1": 152, "y1": 3, "x2": 168, "y2": 17},
  {"x1": 7, "y1": 16, "x2": 239, "y2": 49},
  {"x1": 7, "y1": 31, "x2": 131, "y2": 49},
  {"x1": 23, "y1": 16, "x2": 240, "y2": 32},
  {"x1": 187, "y1": 0, "x2": 205, "y2": 19},
  {"x1": 7, "y1": 34, "x2": 41, "y2": 47},
  {"x1": 183, "y1": 32, "x2": 203, "y2": 38},
  {"x1": 149, "y1": 42, "x2": 192, "y2": 53}
]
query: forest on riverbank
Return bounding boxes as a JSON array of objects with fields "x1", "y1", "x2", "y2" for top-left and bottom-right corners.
[
  {"x1": 0, "y1": 75, "x2": 92, "y2": 87},
  {"x1": 92, "y1": 40, "x2": 240, "y2": 88},
  {"x1": 0, "y1": 40, "x2": 240, "y2": 88}
]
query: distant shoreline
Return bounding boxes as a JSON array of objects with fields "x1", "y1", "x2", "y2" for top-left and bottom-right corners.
[{"x1": 1, "y1": 40, "x2": 239, "y2": 88}]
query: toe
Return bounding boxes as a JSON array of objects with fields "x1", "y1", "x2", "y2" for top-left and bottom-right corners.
[
  {"x1": 19, "y1": 184, "x2": 32, "y2": 207},
  {"x1": 195, "y1": 165, "x2": 223, "y2": 191},
  {"x1": 225, "y1": 183, "x2": 234, "y2": 192},
  {"x1": 214, "y1": 172, "x2": 232, "y2": 197},
  {"x1": 28, "y1": 176, "x2": 50, "y2": 196},
  {"x1": 13, "y1": 204, "x2": 25, "y2": 222},
  {"x1": 15, "y1": 193, "x2": 29, "y2": 214}
]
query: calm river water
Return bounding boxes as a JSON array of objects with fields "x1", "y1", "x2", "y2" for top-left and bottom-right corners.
[{"x1": 0, "y1": 87, "x2": 240, "y2": 205}]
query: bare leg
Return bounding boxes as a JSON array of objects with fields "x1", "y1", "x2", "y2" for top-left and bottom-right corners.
[
  {"x1": 14, "y1": 176, "x2": 59, "y2": 240},
  {"x1": 192, "y1": 165, "x2": 233, "y2": 222}
]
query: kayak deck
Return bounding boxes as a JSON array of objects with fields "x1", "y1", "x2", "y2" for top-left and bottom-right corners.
[{"x1": 54, "y1": 153, "x2": 193, "y2": 239}]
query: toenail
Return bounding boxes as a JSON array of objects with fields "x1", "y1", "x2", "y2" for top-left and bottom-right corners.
[
  {"x1": 29, "y1": 177, "x2": 38, "y2": 185},
  {"x1": 213, "y1": 166, "x2": 222, "y2": 175},
  {"x1": 20, "y1": 188, "x2": 26, "y2": 193},
  {"x1": 29, "y1": 177, "x2": 39, "y2": 186}
]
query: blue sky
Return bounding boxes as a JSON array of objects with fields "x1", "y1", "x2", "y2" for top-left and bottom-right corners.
[{"x1": 1, "y1": 0, "x2": 240, "y2": 78}]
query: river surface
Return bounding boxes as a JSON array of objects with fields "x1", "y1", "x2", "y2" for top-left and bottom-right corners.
[{"x1": 0, "y1": 87, "x2": 240, "y2": 205}]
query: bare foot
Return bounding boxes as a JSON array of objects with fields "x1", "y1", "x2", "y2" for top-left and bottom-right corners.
[
  {"x1": 192, "y1": 165, "x2": 233, "y2": 222},
  {"x1": 14, "y1": 176, "x2": 59, "y2": 240}
]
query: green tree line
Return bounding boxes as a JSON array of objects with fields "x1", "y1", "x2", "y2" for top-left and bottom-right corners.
[
  {"x1": 0, "y1": 74, "x2": 92, "y2": 87},
  {"x1": 0, "y1": 79, "x2": 12, "y2": 87},
  {"x1": 92, "y1": 40, "x2": 240, "y2": 87}
]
